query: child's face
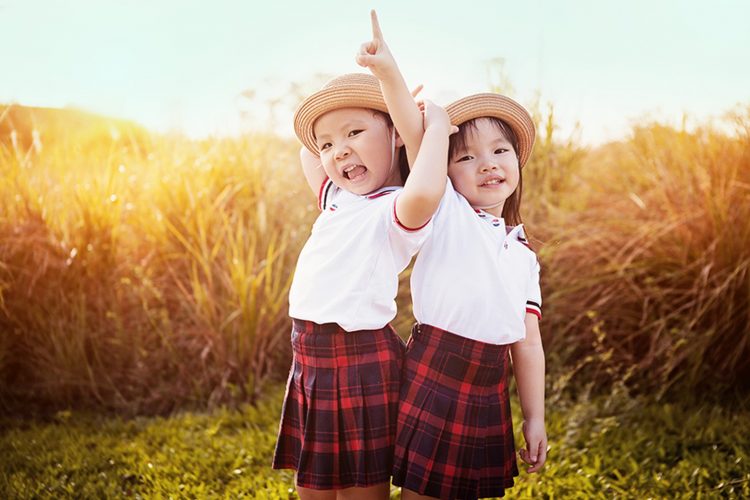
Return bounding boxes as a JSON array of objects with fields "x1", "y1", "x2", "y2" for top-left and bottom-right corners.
[
  {"x1": 448, "y1": 118, "x2": 520, "y2": 217},
  {"x1": 313, "y1": 108, "x2": 403, "y2": 195}
]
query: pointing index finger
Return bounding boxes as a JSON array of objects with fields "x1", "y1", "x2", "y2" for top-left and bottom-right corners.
[{"x1": 370, "y1": 9, "x2": 384, "y2": 40}]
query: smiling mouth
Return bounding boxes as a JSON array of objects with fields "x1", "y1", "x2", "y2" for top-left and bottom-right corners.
[
  {"x1": 343, "y1": 164, "x2": 367, "y2": 181},
  {"x1": 480, "y1": 178, "x2": 505, "y2": 187}
]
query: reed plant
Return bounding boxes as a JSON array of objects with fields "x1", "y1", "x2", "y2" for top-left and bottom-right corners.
[
  {"x1": 2, "y1": 101, "x2": 748, "y2": 415},
  {"x1": 1, "y1": 106, "x2": 312, "y2": 414},
  {"x1": 541, "y1": 108, "x2": 750, "y2": 396}
]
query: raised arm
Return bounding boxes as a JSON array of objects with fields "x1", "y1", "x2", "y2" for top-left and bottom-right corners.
[
  {"x1": 299, "y1": 146, "x2": 328, "y2": 197},
  {"x1": 509, "y1": 314, "x2": 547, "y2": 473},
  {"x1": 356, "y1": 10, "x2": 423, "y2": 167},
  {"x1": 394, "y1": 100, "x2": 455, "y2": 229}
]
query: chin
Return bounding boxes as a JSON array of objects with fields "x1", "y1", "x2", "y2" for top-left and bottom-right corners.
[{"x1": 348, "y1": 181, "x2": 376, "y2": 195}]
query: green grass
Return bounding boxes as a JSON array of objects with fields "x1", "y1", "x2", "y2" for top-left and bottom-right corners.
[
  {"x1": 0, "y1": 388, "x2": 295, "y2": 498},
  {"x1": 2, "y1": 385, "x2": 748, "y2": 499}
]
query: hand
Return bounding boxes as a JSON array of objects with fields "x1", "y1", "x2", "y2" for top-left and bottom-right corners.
[
  {"x1": 356, "y1": 10, "x2": 398, "y2": 80},
  {"x1": 518, "y1": 418, "x2": 547, "y2": 473},
  {"x1": 419, "y1": 100, "x2": 458, "y2": 136}
]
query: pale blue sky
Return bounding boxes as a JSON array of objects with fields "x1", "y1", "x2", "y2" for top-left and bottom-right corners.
[{"x1": 1, "y1": 0, "x2": 748, "y2": 144}]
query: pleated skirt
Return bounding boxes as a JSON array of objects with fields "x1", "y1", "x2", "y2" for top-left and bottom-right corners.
[
  {"x1": 392, "y1": 323, "x2": 518, "y2": 500},
  {"x1": 272, "y1": 319, "x2": 405, "y2": 490}
]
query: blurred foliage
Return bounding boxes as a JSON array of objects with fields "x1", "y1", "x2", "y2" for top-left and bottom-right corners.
[
  {"x1": 539, "y1": 109, "x2": 750, "y2": 397},
  {"x1": 1, "y1": 99, "x2": 749, "y2": 416},
  {"x1": 1, "y1": 105, "x2": 312, "y2": 414}
]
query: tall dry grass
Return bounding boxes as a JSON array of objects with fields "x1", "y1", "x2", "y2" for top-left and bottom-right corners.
[
  {"x1": 1, "y1": 106, "x2": 312, "y2": 414},
  {"x1": 1, "y1": 102, "x2": 748, "y2": 415},
  {"x1": 539, "y1": 108, "x2": 750, "y2": 396}
]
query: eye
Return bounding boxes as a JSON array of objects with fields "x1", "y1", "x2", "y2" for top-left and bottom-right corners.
[
  {"x1": 348, "y1": 129, "x2": 363, "y2": 137},
  {"x1": 494, "y1": 148, "x2": 509, "y2": 154},
  {"x1": 455, "y1": 155, "x2": 473, "y2": 163},
  {"x1": 319, "y1": 142, "x2": 332, "y2": 151}
]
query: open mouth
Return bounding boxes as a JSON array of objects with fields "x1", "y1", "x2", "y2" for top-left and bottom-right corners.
[{"x1": 343, "y1": 164, "x2": 367, "y2": 181}]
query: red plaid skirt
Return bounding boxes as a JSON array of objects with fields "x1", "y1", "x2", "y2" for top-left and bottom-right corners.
[
  {"x1": 392, "y1": 323, "x2": 519, "y2": 499},
  {"x1": 272, "y1": 319, "x2": 405, "y2": 490}
]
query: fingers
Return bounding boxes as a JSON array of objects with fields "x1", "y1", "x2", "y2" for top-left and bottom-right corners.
[
  {"x1": 527, "y1": 457, "x2": 543, "y2": 473},
  {"x1": 356, "y1": 53, "x2": 379, "y2": 68},
  {"x1": 358, "y1": 41, "x2": 377, "y2": 57},
  {"x1": 370, "y1": 9, "x2": 383, "y2": 41},
  {"x1": 519, "y1": 441, "x2": 547, "y2": 473},
  {"x1": 534, "y1": 441, "x2": 548, "y2": 470},
  {"x1": 410, "y1": 84, "x2": 423, "y2": 98},
  {"x1": 356, "y1": 41, "x2": 378, "y2": 67}
]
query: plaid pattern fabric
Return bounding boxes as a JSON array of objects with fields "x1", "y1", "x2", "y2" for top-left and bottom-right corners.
[
  {"x1": 392, "y1": 323, "x2": 519, "y2": 499},
  {"x1": 272, "y1": 319, "x2": 405, "y2": 490}
]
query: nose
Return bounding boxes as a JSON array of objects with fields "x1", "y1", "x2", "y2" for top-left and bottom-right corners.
[
  {"x1": 334, "y1": 144, "x2": 350, "y2": 161},
  {"x1": 479, "y1": 159, "x2": 498, "y2": 173}
]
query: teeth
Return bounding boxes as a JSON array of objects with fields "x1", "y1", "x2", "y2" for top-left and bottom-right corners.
[
  {"x1": 344, "y1": 165, "x2": 357, "y2": 173},
  {"x1": 484, "y1": 179, "x2": 504, "y2": 185}
]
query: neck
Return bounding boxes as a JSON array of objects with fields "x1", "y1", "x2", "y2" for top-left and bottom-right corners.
[
  {"x1": 476, "y1": 201, "x2": 504, "y2": 218},
  {"x1": 384, "y1": 161, "x2": 404, "y2": 187}
]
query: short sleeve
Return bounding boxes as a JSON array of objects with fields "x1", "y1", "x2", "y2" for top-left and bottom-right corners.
[
  {"x1": 525, "y1": 258, "x2": 542, "y2": 319},
  {"x1": 386, "y1": 193, "x2": 434, "y2": 264}
]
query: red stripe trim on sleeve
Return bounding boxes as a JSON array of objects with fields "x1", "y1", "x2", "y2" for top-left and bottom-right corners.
[
  {"x1": 392, "y1": 195, "x2": 431, "y2": 232},
  {"x1": 525, "y1": 307, "x2": 542, "y2": 320},
  {"x1": 317, "y1": 177, "x2": 330, "y2": 211}
]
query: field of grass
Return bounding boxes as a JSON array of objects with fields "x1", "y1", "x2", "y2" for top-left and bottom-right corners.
[
  {"x1": 2, "y1": 383, "x2": 748, "y2": 498},
  {"x1": 2, "y1": 103, "x2": 748, "y2": 415},
  {"x1": 1, "y1": 102, "x2": 749, "y2": 497}
]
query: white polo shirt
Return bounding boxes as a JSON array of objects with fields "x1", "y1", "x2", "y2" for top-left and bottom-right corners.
[
  {"x1": 411, "y1": 179, "x2": 542, "y2": 345},
  {"x1": 289, "y1": 178, "x2": 432, "y2": 332}
]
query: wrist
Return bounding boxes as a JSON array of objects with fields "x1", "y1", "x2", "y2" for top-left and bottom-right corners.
[
  {"x1": 424, "y1": 122, "x2": 452, "y2": 136},
  {"x1": 375, "y1": 64, "x2": 401, "y2": 84},
  {"x1": 523, "y1": 416, "x2": 546, "y2": 426}
]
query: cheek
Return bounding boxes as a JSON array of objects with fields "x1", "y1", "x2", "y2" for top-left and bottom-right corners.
[
  {"x1": 319, "y1": 156, "x2": 338, "y2": 177},
  {"x1": 448, "y1": 169, "x2": 471, "y2": 189},
  {"x1": 509, "y1": 169, "x2": 521, "y2": 186},
  {"x1": 447, "y1": 170, "x2": 461, "y2": 186},
  {"x1": 365, "y1": 138, "x2": 389, "y2": 160}
]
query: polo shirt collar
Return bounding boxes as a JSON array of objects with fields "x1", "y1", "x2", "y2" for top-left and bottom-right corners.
[
  {"x1": 473, "y1": 208, "x2": 505, "y2": 231},
  {"x1": 473, "y1": 208, "x2": 528, "y2": 244},
  {"x1": 365, "y1": 185, "x2": 400, "y2": 199}
]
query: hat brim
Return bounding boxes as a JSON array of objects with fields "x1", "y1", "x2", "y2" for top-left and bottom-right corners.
[
  {"x1": 446, "y1": 94, "x2": 536, "y2": 167},
  {"x1": 293, "y1": 85, "x2": 388, "y2": 156}
]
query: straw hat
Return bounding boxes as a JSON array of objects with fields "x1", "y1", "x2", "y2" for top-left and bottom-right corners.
[
  {"x1": 294, "y1": 73, "x2": 388, "y2": 155},
  {"x1": 445, "y1": 93, "x2": 536, "y2": 167}
]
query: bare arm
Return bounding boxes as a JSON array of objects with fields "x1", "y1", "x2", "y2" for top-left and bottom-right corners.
[
  {"x1": 394, "y1": 100, "x2": 455, "y2": 229},
  {"x1": 510, "y1": 313, "x2": 547, "y2": 473},
  {"x1": 299, "y1": 146, "x2": 327, "y2": 198},
  {"x1": 356, "y1": 10, "x2": 423, "y2": 167}
]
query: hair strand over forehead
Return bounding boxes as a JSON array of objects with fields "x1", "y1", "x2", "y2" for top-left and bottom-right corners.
[{"x1": 448, "y1": 117, "x2": 520, "y2": 162}]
